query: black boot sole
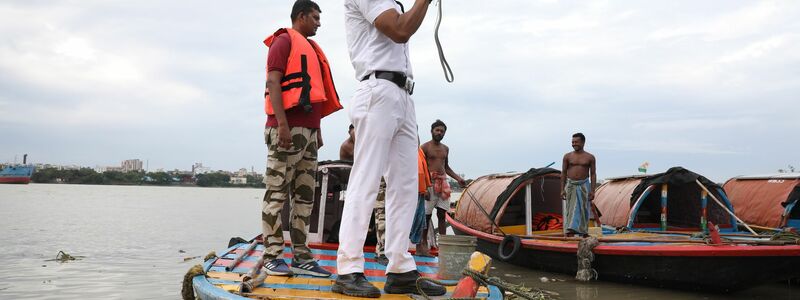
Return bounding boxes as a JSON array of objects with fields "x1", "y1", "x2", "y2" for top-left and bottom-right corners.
[{"x1": 332, "y1": 284, "x2": 381, "y2": 298}]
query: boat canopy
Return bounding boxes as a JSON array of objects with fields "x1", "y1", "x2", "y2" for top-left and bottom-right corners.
[
  {"x1": 594, "y1": 167, "x2": 737, "y2": 231},
  {"x1": 723, "y1": 173, "x2": 800, "y2": 228},
  {"x1": 453, "y1": 168, "x2": 561, "y2": 234}
]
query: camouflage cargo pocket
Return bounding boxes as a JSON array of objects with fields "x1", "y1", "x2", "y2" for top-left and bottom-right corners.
[
  {"x1": 265, "y1": 151, "x2": 288, "y2": 187},
  {"x1": 264, "y1": 128, "x2": 288, "y2": 187}
]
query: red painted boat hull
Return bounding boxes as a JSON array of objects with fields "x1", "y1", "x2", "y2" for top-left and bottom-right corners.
[
  {"x1": 448, "y1": 213, "x2": 800, "y2": 292},
  {"x1": 0, "y1": 176, "x2": 31, "y2": 184}
]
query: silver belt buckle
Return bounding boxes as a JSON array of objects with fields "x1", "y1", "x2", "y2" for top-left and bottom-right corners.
[{"x1": 404, "y1": 78, "x2": 415, "y2": 95}]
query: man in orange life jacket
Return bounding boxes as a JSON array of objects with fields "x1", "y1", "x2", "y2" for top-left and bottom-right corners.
[{"x1": 260, "y1": 0, "x2": 342, "y2": 278}]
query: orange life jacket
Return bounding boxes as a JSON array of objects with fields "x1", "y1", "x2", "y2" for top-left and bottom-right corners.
[
  {"x1": 263, "y1": 28, "x2": 342, "y2": 118},
  {"x1": 418, "y1": 148, "x2": 432, "y2": 194}
]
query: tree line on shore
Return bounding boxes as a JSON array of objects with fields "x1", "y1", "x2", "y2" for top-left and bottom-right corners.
[{"x1": 32, "y1": 167, "x2": 266, "y2": 188}]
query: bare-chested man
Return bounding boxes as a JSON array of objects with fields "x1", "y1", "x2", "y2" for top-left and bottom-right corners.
[
  {"x1": 421, "y1": 120, "x2": 466, "y2": 253},
  {"x1": 560, "y1": 132, "x2": 597, "y2": 237},
  {"x1": 339, "y1": 124, "x2": 355, "y2": 161}
]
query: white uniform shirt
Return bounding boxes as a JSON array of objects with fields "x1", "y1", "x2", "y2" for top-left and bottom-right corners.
[{"x1": 344, "y1": 0, "x2": 413, "y2": 80}]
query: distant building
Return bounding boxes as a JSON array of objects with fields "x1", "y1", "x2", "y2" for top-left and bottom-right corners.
[
  {"x1": 121, "y1": 159, "x2": 143, "y2": 172},
  {"x1": 230, "y1": 177, "x2": 247, "y2": 185}
]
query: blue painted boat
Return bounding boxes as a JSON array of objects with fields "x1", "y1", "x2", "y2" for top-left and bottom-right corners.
[{"x1": 188, "y1": 161, "x2": 504, "y2": 299}]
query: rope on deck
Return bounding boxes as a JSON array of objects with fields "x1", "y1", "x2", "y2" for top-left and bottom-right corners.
[
  {"x1": 415, "y1": 268, "x2": 554, "y2": 300},
  {"x1": 772, "y1": 230, "x2": 800, "y2": 244},
  {"x1": 575, "y1": 236, "x2": 599, "y2": 282}
]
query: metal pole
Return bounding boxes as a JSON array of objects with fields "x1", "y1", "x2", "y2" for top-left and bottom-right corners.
[
  {"x1": 315, "y1": 168, "x2": 329, "y2": 243},
  {"x1": 700, "y1": 190, "x2": 708, "y2": 234},
  {"x1": 525, "y1": 183, "x2": 532, "y2": 236},
  {"x1": 694, "y1": 180, "x2": 758, "y2": 236},
  {"x1": 660, "y1": 184, "x2": 668, "y2": 231}
]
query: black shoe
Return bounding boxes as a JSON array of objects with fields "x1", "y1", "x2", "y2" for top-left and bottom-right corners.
[
  {"x1": 384, "y1": 270, "x2": 446, "y2": 296},
  {"x1": 332, "y1": 273, "x2": 381, "y2": 298},
  {"x1": 375, "y1": 255, "x2": 389, "y2": 266}
]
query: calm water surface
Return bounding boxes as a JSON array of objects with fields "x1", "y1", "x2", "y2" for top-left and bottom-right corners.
[{"x1": 0, "y1": 184, "x2": 796, "y2": 299}]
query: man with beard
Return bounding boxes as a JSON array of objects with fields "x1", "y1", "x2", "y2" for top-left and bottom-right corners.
[
  {"x1": 560, "y1": 132, "x2": 597, "y2": 237},
  {"x1": 421, "y1": 119, "x2": 466, "y2": 255},
  {"x1": 260, "y1": 0, "x2": 341, "y2": 278}
]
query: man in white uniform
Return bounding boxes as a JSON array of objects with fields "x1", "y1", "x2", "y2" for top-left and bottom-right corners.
[{"x1": 333, "y1": 0, "x2": 446, "y2": 297}]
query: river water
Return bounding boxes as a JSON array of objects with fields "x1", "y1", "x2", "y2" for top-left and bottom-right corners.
[{"x1": 0, "y1": 184, "x2": 796, "y2": 299}]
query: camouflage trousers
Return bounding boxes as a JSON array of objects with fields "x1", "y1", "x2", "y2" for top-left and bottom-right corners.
[
  {"x1": 261, "y1": 126, "x2": 318, "y2": 263},
  {"x1": 373, "y1": 179, "x2": 386, "y2": 256}
]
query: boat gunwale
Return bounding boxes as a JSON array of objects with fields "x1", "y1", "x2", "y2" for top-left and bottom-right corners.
[{"x1": 447, "y1": 213, "x2": 800, "y2": 257}]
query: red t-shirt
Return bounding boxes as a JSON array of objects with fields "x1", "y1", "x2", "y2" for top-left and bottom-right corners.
[{"x1": 265, "y1": 32, "x2": 322, "y2": 129}]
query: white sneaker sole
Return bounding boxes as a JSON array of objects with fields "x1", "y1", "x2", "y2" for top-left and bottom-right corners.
[
  {"x1": 263, "y1": 268, "x2": 292, "y2": 276},
  {"x1": 291, "y1": 266, "x2": 331, "y2": 277}
]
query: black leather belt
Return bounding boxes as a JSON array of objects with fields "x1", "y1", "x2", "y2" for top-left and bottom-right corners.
[{"x1": 361, "y1": 71, "x2": 414, "y2": 95}]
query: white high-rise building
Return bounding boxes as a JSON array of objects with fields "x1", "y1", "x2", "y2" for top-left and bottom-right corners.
[{"x1": 121, "y1": 159, "x2": 143, "y2": 172}]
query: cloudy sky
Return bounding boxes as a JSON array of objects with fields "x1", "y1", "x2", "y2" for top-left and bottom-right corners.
[{"x1": 1, "y1": 0, "x2": 798, "y2": 181}]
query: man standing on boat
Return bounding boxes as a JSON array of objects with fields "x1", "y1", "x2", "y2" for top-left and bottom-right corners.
[
  {"x1": 334, "y1": 0, "x2": 446, "y2": 297},
  {"x1": 560, "y1": 132, "x2": 597, "y2": 237},
  {"x1": 339, "y1": 124, "x2": 355, "y2": 161},
  {"x1": 260, "y1": 0, "x2": 341, "y2": 278},
  {"x1": 421, "y1": 119, "x2": 466, "y2": 253}
]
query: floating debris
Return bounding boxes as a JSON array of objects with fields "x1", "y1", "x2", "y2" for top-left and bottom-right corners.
[
  {"x1": 504, "y1": 273, "x2": 522, "y2": 278},
  {"x1": 45, "y1": 251, "x2": 84, "y2": 262},
  {"x1": 179, "y1": 249, "x2": 187, "y2": 253},
  {"x1": 183, "y1": 256, "x2": 201, "y2": 262},
  {"x1": 539, "y1": 276, "x2": 565, "y2": 283}
]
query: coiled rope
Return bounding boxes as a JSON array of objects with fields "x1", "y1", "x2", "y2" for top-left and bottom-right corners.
[{"x1": 434, "y1": 0, "x2": 454, "y2": 82}]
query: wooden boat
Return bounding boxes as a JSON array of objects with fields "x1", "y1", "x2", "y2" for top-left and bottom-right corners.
[
  {"x1": 188, "y1": 161, "x2": 502, "y2": 299},
  {"x1": 723, "y1": 173, "x2": 800, "y2": 229},
  {"x1": 448, "y1": 167, "x2": 800, "y2": 292}
]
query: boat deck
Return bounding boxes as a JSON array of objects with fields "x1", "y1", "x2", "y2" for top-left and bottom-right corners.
[{"x1": 197, "y1": 243, "x2": 493, "y2": 299}]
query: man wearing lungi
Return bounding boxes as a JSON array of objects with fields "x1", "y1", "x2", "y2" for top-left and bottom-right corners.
[{"x1": 560, "y1": 132, "x2": 597, "y2": 237}]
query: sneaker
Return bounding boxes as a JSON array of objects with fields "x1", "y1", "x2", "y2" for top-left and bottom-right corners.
[
  {"x1": 332, "y1": 273, "x2": 381, "y2": 298},
  {"x1": 375, "y1": 255, "x2": 389, "y2": 266},
  {"x1": 290, "y1": 261, "x2": 332, "y2": 277},
  {"x1": 384, "y1": 270, "x2": 446, "y2": 296},
  {"x1": 263, "y1": 259, "x2": 293, "y2": 276}
]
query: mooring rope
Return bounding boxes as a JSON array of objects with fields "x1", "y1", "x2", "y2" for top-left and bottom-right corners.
[
  {"x1": 415, "y1": 268, "x2": 554, "y2": 300},
  {"x1": 181, "y1": 264, "x2": 205, "y2": 300},
  {"x1": 575, "y1": 236, "x2": 599, "y2": 282},
  {"x1": 181, "y1": 251, "x2": 217, "y2": 300}
]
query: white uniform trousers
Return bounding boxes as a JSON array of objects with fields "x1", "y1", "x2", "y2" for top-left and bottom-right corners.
[{"x1": 337, "y1": 76, "x2": 419, "y2": 274}]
